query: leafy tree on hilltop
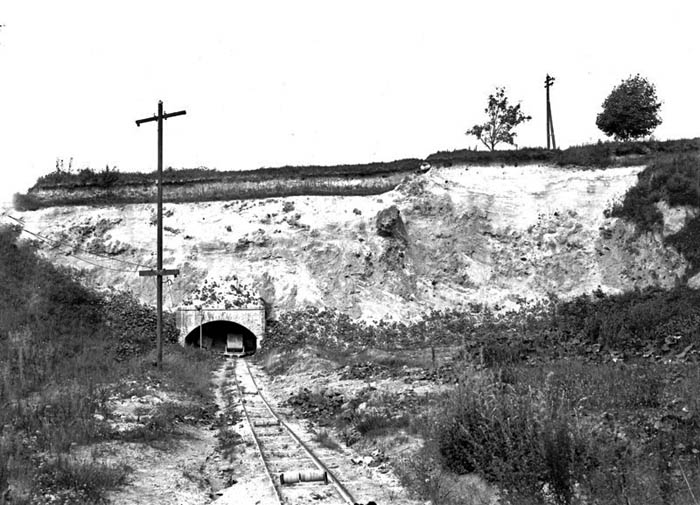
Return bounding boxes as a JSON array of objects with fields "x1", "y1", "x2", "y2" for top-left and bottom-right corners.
[
  {"x1": 466, "y1": 87, "x2": 532, "y2": 151},
  {"x1": 596, "y1": 74, "x2": 662, "y2": 141}
]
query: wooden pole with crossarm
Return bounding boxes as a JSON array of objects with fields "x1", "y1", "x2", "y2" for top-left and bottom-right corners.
[
  {"x1": 136, "y1": 100, "x2": 186, "y2": 369},
  {"x1": 544, "y1": 74, "x2": 556, "y2": 150}
]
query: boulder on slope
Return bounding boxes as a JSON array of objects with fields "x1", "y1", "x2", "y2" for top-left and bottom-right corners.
[{"x1": 376, "y1": 206, "x2": 408, "y2": 243}]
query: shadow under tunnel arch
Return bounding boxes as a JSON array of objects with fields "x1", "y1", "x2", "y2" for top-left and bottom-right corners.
[{"x1": 184, "y1": 320, "x2": 257, "y2": 355}]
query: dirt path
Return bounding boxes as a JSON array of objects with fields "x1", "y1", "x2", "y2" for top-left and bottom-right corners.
[
  {"x1": 97, "y1": 391, "x2": 219, "y2": 504},
  {"x1": 100, "y1": 428, "x2": 215, "y2": 505},
  {"x1": 95, "y1": 364, "x2": 224, "y2": 504}
]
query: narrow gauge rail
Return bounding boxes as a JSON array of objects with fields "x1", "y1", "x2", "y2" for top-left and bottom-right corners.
[{"x1": 231, "y1": 358, "x2": 357, "y2": 505}]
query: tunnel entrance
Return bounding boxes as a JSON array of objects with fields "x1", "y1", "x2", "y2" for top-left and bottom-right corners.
[{"x1": 184, "y1": 320, "x2": 257, "y2": 355}]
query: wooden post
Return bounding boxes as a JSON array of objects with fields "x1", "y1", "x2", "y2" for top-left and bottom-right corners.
[
  {"x1": 546, "y1": 78, "x2": 550, "y2": 150},
  {"x1": 197, "y1": 305, "x2": 203, "y2": 349},
  {"x1": 545, "y1": 74, "x2": 556, "y2": 150},
  {"x1": 136, "y1": 100, "x2": 186, "y2": 369}
]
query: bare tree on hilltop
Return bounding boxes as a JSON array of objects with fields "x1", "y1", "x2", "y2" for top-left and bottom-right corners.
[{"x1": 466, "y1": 87, "x2": 532, "y2": 151}]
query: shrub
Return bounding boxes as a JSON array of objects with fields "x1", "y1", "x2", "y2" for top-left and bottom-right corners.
[
  {"x1": 352, "y1": 410, "x2": 410, "y2": 437},
  {"x1": 12, "y1": 192, "x2": 41, "y2": 211},
  {"x1": 666, "y1": 214, "x2": 700, "y2": 274},
  {"x1": 36, "y1": 457, "x2": 130, "y2": 503},
  {"x1": 427, "y1": 138, "x2": 700, "y2": 169},
  {"x1": 217, "y1": 427, "x2": 243, "y2": 460},
  {"x1": 265, "y1": 284, "x2": 700, "y2": 366},
  {"x1": 313, "y1": 430, "x2": 341, "y2": 451},
  {"x1": 396, "y1": 442, "x2": 497, "y2": 505},
  {"x1": 425, "y1": 361, "x2": 700, "y2": 505},
  {"x1": 433, "y1": 374, "x2": 590, "y2": 504},
  {"x1": 609, "y1": 154, "x2": 700, "y2": 233},
  {"x1": 555, "y1": 141, "x2": 613, "y2": 167},
  {"x1": 0, "y1": 223, "x2": 217, "y2": 500}
]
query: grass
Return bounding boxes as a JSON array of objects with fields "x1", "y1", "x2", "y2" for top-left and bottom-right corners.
[
  {"x1": 396, "y1": 444, "x2": 497, "y2": 505},
  {"x1": 217, "y1": 427, "x2": 243, "y2": 461},
  {"x1": 428, "y1": 137, "x2": 700, "y2": 169},
  {"x1": 14, "y1": 157, "x2": 423, "y2": 209},
  {"x1": 265, "y1": 291, "x2": 700, "y2": 504},
  {"x1": 16, "y1": 138, "x2": 700, "y2": 210},
  {"x1": 606, "y1": 153, "x2": 700, "y2": 274},
  {"x1": 0, "y1": 224, "x2": 218, "y2": 502},
  {"x1": 352, "y1": 411, "x2": 410, "y2": 438},
  {"x1": 263, "y1": 285, "x2": 700, "y2": 365},
  {"x1": 33, "y1": 457, "x2": 131, "y2": 504},
  {"x1": 33, "y1": 158, "x2": 424, "y2": 189},
  {"x1": 14, "y1": 176, "x2": 407, "y2": 210},
  {"x1": 401, "y1": 360, "x2": 700, "y2": 505},
  {"x1": 313, "y1": 429, "x2": 342, "y2": 451},
  {"x1": 114, "y1": 399, "x2": 213, "y2": 443},
  {"x1": 608, "y1": 154, "x2": 700, "y2": 231}
]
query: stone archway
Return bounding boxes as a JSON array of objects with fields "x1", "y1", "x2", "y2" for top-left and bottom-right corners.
[
  {"x1": 183, "y1": 319, "x2": 258, "y2": 354},
  {"x1": 176, "y1": 307, "x2": 266, "y2": 351}
]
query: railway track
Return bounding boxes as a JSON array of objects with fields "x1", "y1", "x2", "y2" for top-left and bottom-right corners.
[{"x1": 230, "y1": 357, "x2": 357, "y2": 505}]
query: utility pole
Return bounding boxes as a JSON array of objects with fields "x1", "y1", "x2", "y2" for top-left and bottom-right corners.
[
  {"x1": 545, "y1": 74, "x2": 556, "y2": 150},
  {"x1": 136, "y1": 100, "x2": 186, "y2": 369}
]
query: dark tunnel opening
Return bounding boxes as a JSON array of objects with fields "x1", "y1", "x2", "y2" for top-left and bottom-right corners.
[{"x1": 184, "y1": 320, "x2": 257, "y2": 355}]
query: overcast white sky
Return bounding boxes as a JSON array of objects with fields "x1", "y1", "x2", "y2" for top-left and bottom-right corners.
[{"x1": 1, "y1": 0, "x2": 699, "y2": 203}]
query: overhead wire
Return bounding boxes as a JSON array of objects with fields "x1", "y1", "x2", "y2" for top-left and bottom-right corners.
[
  {"x1": 64, "y1": 251, "x2": 138, "y2": 273},
  {"x1": 1, "y1": 212, "x2": 148, "y2": 274}
]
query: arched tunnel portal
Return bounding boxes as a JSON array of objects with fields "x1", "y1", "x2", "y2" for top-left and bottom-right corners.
[
  {"x1": 176, "y1": 307, "x2": 266, "y2": 354},
  {"x1": 184, "y1": 320, "x2": 257, "y2": 354}
]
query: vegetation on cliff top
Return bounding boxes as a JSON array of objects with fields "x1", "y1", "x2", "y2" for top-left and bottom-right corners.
[
  {"x1": 31, "y1": 158, "x2": 424, "y2": 190},
  {"x1": 428, "y1": 137, "x2": 700, "y2": 168},
  {"x1": 608, "y1": 153, "x2": 700, "y2": 274},
  {"x1": 14, "y1": 137, "x2": 700, "y2": 211},
  {"x1": 31, "y1": 138, "x2": 700, "y2": 191}
]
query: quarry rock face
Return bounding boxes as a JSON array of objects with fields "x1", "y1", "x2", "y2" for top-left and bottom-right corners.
[
  {"x1": 11, "y1": 164, "x2": 692, "y2": 321},
  {"x1": 376, "y1": 205, "x2": 408, "y2": 243},
  {"x1": 181, "y1": 275, "x2": 263, "y2": 309}
]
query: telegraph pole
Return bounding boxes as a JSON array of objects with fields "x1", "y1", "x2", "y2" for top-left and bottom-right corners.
[
  {"x1": 136, "y1": 100, "x2": 186, "y2": 369},
  {"x1": 545, "y1": 74, "x2": 556, "y2": 150}
]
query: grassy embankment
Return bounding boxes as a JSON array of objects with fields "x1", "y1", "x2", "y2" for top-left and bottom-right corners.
[
  {"x1": 258, "y1": 153, "x2": 700, "y2": 505},
  {"x1": 0, "y1": 224, "x2": 218, "y2": 504},
  {"x1": 14, "y1": 137, "x2": 700, "y2": 210}
]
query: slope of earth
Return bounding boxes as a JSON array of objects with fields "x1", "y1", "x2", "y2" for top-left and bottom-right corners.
[{"x1": 7, "y1": 164, "x2": 691, "y2": 320}]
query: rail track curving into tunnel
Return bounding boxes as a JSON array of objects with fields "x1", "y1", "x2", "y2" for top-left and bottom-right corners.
[{"x1": 230, "y1": 358, "x2": 358, "y2": 505}]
